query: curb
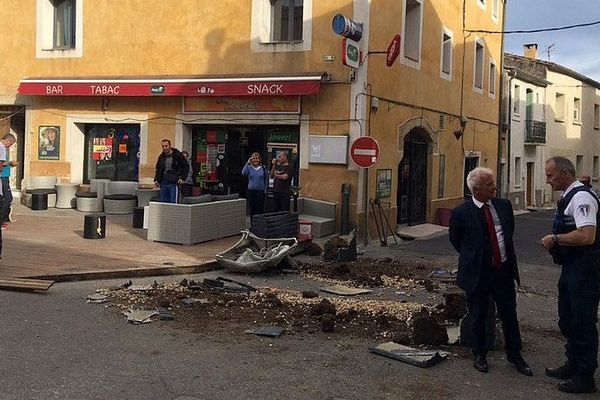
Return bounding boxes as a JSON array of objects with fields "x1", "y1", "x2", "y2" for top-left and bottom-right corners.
[{"x1": 26, "y1": 260, "x2": 221, "y2": 283}]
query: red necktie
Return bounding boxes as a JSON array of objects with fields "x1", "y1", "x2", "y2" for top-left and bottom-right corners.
[{"x1": 482, "y1": 204, "x2": 502, "y2": 269}]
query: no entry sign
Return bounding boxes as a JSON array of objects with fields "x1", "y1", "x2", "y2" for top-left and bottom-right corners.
[{"x1": 350, "y1": 136, "x2": 380, "y2": 168}]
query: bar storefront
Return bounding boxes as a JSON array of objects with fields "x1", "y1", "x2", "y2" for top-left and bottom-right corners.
[{"x1": 18, "y1": 74, "x2": 323, "y2": 194}]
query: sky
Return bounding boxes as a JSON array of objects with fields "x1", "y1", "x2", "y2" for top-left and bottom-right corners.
[{"x1": 503, "y1": 0, "x2": 600, "y2": 81}]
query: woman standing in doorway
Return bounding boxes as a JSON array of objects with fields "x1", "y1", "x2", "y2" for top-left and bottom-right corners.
[{"x1": 241, "y1": 152, "x2": 267, "y2": 218}]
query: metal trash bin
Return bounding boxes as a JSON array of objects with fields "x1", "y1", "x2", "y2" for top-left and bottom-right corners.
[
  {"x1": 84, "y1": 213, "x2": 106, "y2": 239},
  {"x1": 132, "y1": 207, "x2": 144, "y2": 229}
]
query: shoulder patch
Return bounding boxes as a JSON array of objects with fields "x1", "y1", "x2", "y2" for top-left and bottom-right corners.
[{"x1": 578, "y1": 203, "x2": 591, "y2": 217}]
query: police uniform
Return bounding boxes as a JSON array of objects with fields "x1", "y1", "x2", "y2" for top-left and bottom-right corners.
[{"x1": 552, "y1": 181, "x2": 600, "y2": 380}]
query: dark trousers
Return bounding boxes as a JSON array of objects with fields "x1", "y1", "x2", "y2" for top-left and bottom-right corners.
[
  {"x1": 558, "y1": 260, "x2": 600, "y2": 378},
  {"x1": 1, "y1": 177, "x2": 11, "y2": 223},
  {"x1": 181, "y1": 183, "x2": 193, "y2": 198},
  {"x1": 271, "y1": 191, "x2": 290, "y2": 213},
  {"x1": 246, "y1": 190, "x2": 265, "y2": 216},
  {"x1": 0, "y1": 195, "x2": 4, "y2": 257},
  {"x1": 466, "y1": 262, "x2": 522, "y2": 357}
]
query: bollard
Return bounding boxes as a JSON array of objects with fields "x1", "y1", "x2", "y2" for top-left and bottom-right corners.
[
  {"x1": 84, "y1": 213, "x2": 107, "y2": 239},
  {"x1": 341, "y1": 183, "x2": 351, "y2": 234}
]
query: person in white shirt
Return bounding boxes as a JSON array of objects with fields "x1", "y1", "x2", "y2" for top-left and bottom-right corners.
[{"x1": 541, "y1": 156, "x2": 600, "y2": 393}]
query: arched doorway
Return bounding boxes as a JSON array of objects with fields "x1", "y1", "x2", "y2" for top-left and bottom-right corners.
[{"x1": 397, "y1": 128, "x2": 430, "y2": 226}]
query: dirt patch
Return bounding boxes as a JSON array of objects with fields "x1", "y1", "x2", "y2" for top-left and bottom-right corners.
[
  {"x1": 298, "y1": 257, "x2": 454, "y2": 289},
  {"x1": 98, "y1": 283, "x2": 433, "y2": 341}
]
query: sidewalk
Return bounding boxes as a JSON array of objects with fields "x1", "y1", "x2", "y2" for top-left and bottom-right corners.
[{"x1": 1, "y1": 204, "x2": 237, "y2": 280}]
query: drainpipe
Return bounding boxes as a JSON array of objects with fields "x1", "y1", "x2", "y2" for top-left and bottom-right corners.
[
  {"x1": 506, "y1": 69, "x2": 516, "y2": 198},
  {"x1": 496, "y1": 0, "x2": 508, "y2": 197}
]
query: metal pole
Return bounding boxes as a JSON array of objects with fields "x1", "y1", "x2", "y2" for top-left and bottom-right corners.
[
  {"x1": 341, "y1": 183, "x2": 351, "y2": 234},
  {"x1": 363, "y1": 168, "x2": 369, "y2": 247}
]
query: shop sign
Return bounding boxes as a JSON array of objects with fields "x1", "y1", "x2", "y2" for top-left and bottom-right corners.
[
  {"x1": 268, "y1": 133, "x2": 294, "y2": 143},
  {"x1": 342, "y1": 38, "x2": 361, "y2": 69},
  {"x1": 386, "y1": 34, "x2": 401, "y2": 67},
  {"x1": 183, "y1": 96, "x2": 299, "y2": 113},
  {"x1": 19, "y1": 77, "x2": 323, "y2": 97}
]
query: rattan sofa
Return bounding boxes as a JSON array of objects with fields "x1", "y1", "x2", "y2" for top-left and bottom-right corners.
[{"x1": 147, "y1": 197, "x2": 246, "y2": 245}]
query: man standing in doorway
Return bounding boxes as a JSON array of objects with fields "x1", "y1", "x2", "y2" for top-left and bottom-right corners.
[
  {"x1": 269, "y1": 152, "x2": 293, "y2": 212},
  {"x1": 0, "y1": 133, "x2": 16, "y2": 259},
  {"x1": 154, "y1": 139, "x2": 188, "y2": 203},
  {"x1": 449, "y1": 167, "x2": 532, "y2": 377},
  {"x1": 541, "y1": 156, "x2": 600, "y2": 394}
]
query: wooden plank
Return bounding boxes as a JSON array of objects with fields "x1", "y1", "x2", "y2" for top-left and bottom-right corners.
[{"x1": 0, "y1": 277, "x2": 54, "y2": 291}]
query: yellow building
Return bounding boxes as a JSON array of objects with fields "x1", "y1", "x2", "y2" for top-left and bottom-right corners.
[{"x1": 0, "y1": 0, "x2": 505, "y2": 237}]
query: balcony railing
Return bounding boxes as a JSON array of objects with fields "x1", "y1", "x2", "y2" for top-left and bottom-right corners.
[{"x1": 525, "y1": 120, "x2": 546, "y2": 144}]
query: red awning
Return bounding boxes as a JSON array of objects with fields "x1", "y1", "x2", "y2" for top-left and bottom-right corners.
[{"x1": 18, "y1": 74, "x2": 325, "y2": 97}]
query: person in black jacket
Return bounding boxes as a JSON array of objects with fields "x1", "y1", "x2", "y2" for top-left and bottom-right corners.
[
  {"x1": 154, "y1": 139, "x2": 189, "y2": 203},
  {"x1": 449, "y1": 167, "x2": 532, "y2": 377}
]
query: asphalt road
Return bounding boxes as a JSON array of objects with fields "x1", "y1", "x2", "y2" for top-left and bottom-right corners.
[
  {"x1": 0, "y1": 209, "x2": 587, "y2": 399},
  {"x1": 385, "y1": 209, "x2": 557, "y2": 268}
]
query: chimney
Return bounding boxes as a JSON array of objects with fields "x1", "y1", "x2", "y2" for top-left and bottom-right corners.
[{"x1": 523, "y1": 43, "x2": 538, "y2": 59}]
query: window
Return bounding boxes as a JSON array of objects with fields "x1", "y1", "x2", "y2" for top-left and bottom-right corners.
[
  {"x1": 251, "y1": 0, "x2": 312, "y2": 52},
  {"x1": 440, "y1": 28, "x2": 453, "y2": 80},
  {"x1": 513, "y1": 84, "x2": 520, "y2": 115},
  {"x1": 594, "y1": 156, "x2": 599, "y2": 178},
  {"x1": 53, "y1": 0, "x2": 76, "y2": 48},
  {"x1": 555, "y1": 92, "x2": 565, "y2": 121},
  {"x1": 271, "y1": 0, "x2": 303, "y2": 42},
  {"x1": 473, "y1": 40, "x2": 485, "y2": 91},
  {"x1": 36, "y1": 0, "x2": 83, "y2": 58},
  {"x1": 402, "y1": 0, "x2": 423, "y2": 65},
  {"x1": 577, "y1": 155, "x2": 583, "y2": 176},
  {"x1": 595, "y1": 104, "x2": 600, "y2": 130},
  {"x1": 574, "y1": 97, "x2": 581, "y2": 123},
  {"x1": 492, "y1": 0, "x2": 499, "y2": 20},
  {"x1": 488, "y1": 59, "x2": 497, "y2": 96},
  {"x1": 514, "y1": 157, "x2": 522, "y2": 187}
]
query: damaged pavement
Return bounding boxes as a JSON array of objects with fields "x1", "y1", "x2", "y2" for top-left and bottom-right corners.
[{"x1": 0, "y1": 210, "x2": 578, "y2": 399}]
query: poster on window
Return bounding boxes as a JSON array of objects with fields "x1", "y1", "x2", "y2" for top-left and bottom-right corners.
[
  {"x1": 376, "y1": 169, "x2": 392, "y2": 199},
  {"x1": 38, "y1": 126, "x2": 60, "y2": 160}
]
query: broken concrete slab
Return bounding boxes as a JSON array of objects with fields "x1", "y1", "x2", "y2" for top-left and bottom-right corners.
[
  {"x1": 446, "y1": 326, "x2": 460, "y2": 345},
  {"x1": 123, "y1": 309, "x2": 158, "y2": 324},
  {"x1": 127, "y1": 284, "x2": 154, "y2": 292},
  {"x1": 244, "y1": 326, "x2": 285, "y2": 337},
  {"x1": 370, "y1": 342, "x2": 449, "y2": 368},
  {"x1": 181, "y1": 298, "x2": 210, "y2": 306},
  {"x1": 157, "y1": 307, "x2": 175, "y2": 321},
  {"x1": 85, "y1": 293, "x2": 108, "y2": 303},
  {"x1": 320, "y1": 285, "x2": 372, "y2": 296}
]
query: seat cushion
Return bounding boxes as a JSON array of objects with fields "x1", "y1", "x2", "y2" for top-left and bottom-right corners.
[
  {"x1": 26, "y1": 188, "x2": 57, "y2": 195},
  {"x1": 104, "y1": 193, "x2": 137, "y2": 201},
  {"x1": 212, "y1": 193, "x2": 239, "y2": 201},
  {"x1": 182, "y1": 194, "x2": 213, "y2": 204},
  {"x1": 75, "y1": 191, "x2": 98, "y2": 198}
]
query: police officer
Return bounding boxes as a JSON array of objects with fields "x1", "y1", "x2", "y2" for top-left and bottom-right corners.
[{"x1": 541, "y1": 156, "x2": 600, "y2": 394}]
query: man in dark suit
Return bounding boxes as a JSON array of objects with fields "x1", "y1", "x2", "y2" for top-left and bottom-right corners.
[{"x1": 449, "y1": 167, "x2": 532, "y2": 376}]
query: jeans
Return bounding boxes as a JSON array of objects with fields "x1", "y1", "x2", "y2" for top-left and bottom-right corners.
[
  {"x1": 1, "y1": 177, "x2": 11, "y2": 223},
  {"x1": 159, "y1": 182, "x2": 178, "y2": 203}
]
